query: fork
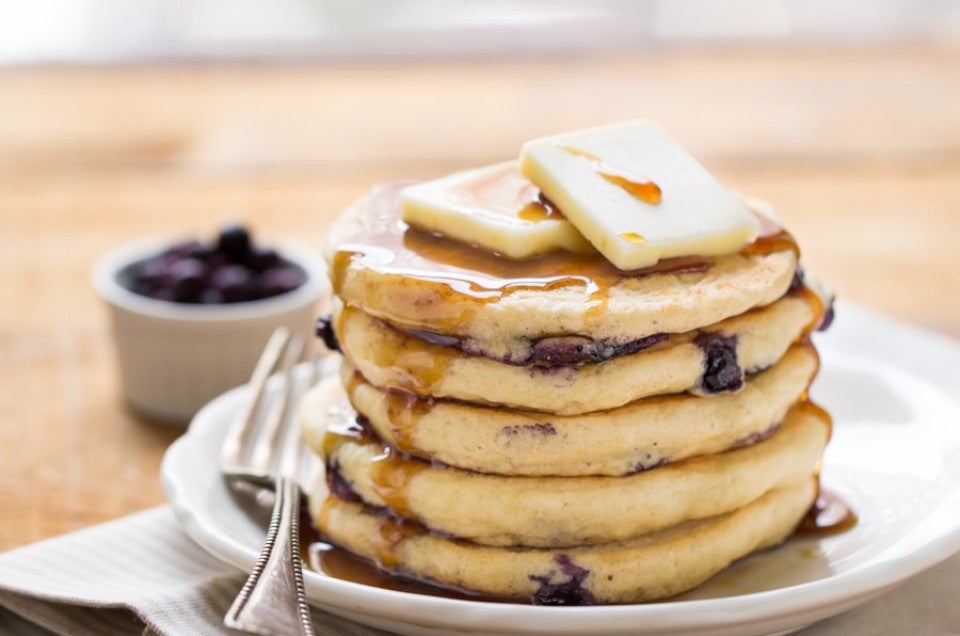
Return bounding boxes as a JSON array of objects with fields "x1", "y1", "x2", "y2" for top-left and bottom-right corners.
[{"x1": 220, "y1": 327, "x2": 319, "y2": 636}]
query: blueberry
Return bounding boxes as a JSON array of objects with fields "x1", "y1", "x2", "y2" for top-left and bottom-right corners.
[
  {"x1": 314, "y1": 315, "x2": 341, "y2": 352},
  {"x1": 255, "y1": 266, "x2": 304, "y2": 299},
  {"x1": 529, "y1": 555, "x2": 595, "y2": 606},
  {"x1": 205, "y1": 252, "x2": 228, "y2": 271},
  {"x1": 131, "y1": 281, "x2": 153, "y2": 296},
  {"x1": 216, "y1": 224, "x2": 252, "y2": 261},
  {"x1": 632, "y1": 456, "x2": 667, "y2": 473},
  {"x1": 150, "y1": 288, "x2": 175, "y2": 302},
  {"x1": 133, "y1": 257, "x2": 170, "y2": 288},
  {"x1": 168, "y1": 257, "x2": 207, "y2": 302},
  {"x1": 407, "y1": 329, "x2": 461, "y2": 348},
  {"x1": 199, "y1": 288, "x2": 224, "y2": 304},
  {"x1": 325, "y1": 462, "x2": 361, "y2": 503},
  {"x1": 526, "y1": 333, "x2": 669, "y2": 367},
  {"x1": 121, "y1": 224, "x2": 298, "y2": 305},
  {"x1": 732, "y1": 423, "x2": 779, "y2": 449},
  {"x1": 247, "y1": 247, "x2": 281, "y2": 272},
  {"x1": 607, "y1": 332, "x2": 669, "y2": 358},
  {"x1": 696, "y1": 333, "x2": 744, "y2": 393},
  {"x1": 164, "y1": 239, "x2": 206, "y2": 260},
  {"x1": 529, "y1": 336, "x2": 596, "y2": 366},
  {"x1": 789, "y1": 266, "x2": 805, "y2": 293},
  {"x1": 207, "y1": 264, "x2": 251, "y2": 302}
]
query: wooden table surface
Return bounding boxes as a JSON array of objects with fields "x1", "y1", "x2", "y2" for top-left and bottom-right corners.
[{"x1": 1, "y1": 43, "x2": 958, "y2": 551}]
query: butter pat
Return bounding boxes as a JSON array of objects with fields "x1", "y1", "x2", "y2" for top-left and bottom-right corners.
[
  {"x1": 401, "y1": 161, "x2": 592, "y2": 259},
  {"x1": 519, "y1": 120, "x2": 759, "y2": 269}
]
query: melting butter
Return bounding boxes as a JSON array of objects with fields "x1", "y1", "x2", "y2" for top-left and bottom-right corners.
[
  {"x1": 520, "y1": 120, "x2": 759, "y2": 270},
  {"x1": 400, "y1": 161, "x2": 592, "y2": 259}
]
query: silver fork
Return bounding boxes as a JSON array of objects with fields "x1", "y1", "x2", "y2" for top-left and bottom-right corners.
[{"x1": 220, "y1": 327, "x2": 319, "y2": 636}]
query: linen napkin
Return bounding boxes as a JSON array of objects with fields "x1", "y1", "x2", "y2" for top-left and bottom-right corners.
[
  {"x1": 0, "y1": 506, "x2": 958, "y2": 636},
  {"x1": 0, "y1": 507, "x2": 386, "y2": 636}
]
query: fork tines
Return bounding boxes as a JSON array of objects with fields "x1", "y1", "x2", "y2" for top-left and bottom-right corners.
[{"x1": 220, "y1": 327, "x2": 309, "y2": 483}]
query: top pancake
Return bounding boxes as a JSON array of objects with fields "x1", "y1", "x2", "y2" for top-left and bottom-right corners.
[{"x1": 325, "y1": 183, "x2": 799, "y2": 361}]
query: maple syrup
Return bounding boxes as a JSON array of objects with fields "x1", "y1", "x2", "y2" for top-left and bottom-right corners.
[
  {"x1": 443, "y1": 162, "x2": 561, "y2": 224},
  {"x1": 517, "y1": 192, "x2": 564, "y2": 222},
  {"x1": 797, "y1": 398, "x2": 834, "y2": 442},
  {"x1": 796, "y1": 489, "x2": 858, "y2": 537},
  {"x1": 330, "y1": 183, "x2": 709, "y2": 337},
  {"x1": 382, "y1": 388, "x2": 432, "y2": 454},
  {"x1": 558, "y1": 145, "x2": 662, "y2": 204},
  {"x1": 321, "y1": 413, "x2": 370, "y2": 457},
  {"x1": 368, "y1": 445, "x2": 428, "y2": 518},
  {"x1": 318, "y1": 177, "x2": 855, "y2": 600},
  {"x1": 743, "y1": 213, "x2": 828, "y2": 334},
  {"x1": 301, "y1": 504, "x2": 505, "y2": 602}
]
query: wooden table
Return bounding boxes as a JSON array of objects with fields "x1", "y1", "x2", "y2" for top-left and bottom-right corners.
[{"x1": 2, "y1": 43, "x2": 958, "y2": 551}]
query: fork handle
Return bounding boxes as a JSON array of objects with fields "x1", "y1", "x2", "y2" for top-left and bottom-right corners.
[{"x1": 225, "y1": 476, "x2": 315, "y2": 636}]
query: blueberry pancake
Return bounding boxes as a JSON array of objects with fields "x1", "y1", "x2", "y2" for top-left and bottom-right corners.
[
  {"x1": 313, "y1": 399, "x2": 828, "y2": 548},
  {"x1": 326, "y1": 182, "x2": 799, "y2": 363},
  {"x1": 300, "y1": 345, "x2": 818, "y2": 476},
  {"x1": 302, "y1": 120, "x2": 839, "y2": 604},
  {"x1": 334, "y1": 294, "x2": 817, "y2": 415},
  {"x1": 313, "y1": 478, "x2": 817, "y2": 604}
]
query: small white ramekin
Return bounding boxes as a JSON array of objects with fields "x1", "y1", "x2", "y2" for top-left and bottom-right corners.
[{"x1": 92, "y1": 237, "x2": 327, "y2": 424}]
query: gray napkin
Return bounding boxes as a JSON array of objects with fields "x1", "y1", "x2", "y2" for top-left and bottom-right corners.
[
  {"x1": 0, "y1": 506, "x2": 957, "y2": 636},
  {"x1": 0, "y1": 507, "x2": 386, "y2": 636}
]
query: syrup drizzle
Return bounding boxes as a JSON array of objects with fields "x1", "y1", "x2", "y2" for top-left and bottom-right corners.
[
  {"x1": 368, "y1": 445, "x2": 427, "y2": 518},
  {"x1": 340, "y1": 369, "x2": 433, "y2": 459},
  {"x1": 331, "y1": 180, "x2": 801, "y2": 327},
  {"x1": 312, "y1": 368, "x2": 854, "y2": 599},
  {"x1": 382, "y1": 388, "x2": 432, "y2": 454},
  {"x1": 315, "y1": 175, "x2": 851, "y2": 601},
  {"x1": 319, "y1": 384, "x2": 428, "y2": 518},
  {"x1": 303, "y1": 484, "x2": 856, "y2": 603},
  {"x1": 517, "y1": 192, "x2": 563, "y2": 222},
  {"x1": 321, "y1": 411, "x2": 369, "y2": 457},
  {"x1": 796, "y1": 489, "x2": 857, "y2": 537},
  {"x1": 359, "y1": 306, "x2": 452, "y2": 393},
  {"x1": 798, "y1": 397, "x2": 833, "y2": 442},
  {"x1": 442, "y1": 162, "x2": 561, "y2": 224},
  {"x1": 331, "y1": 183, "x2": 709, "y2": 336},
  {"x1": 303, "y1": 503, "x2": 499, "y2": 600},
  {"x1": 558, "y1": 145, "x2": 662, "y2": 204},
  {"x1": 741, "y1": 212, "x2": 828, "y2": 335},
  {"x1": 332, "y1": 173, "x2": 823, "y2": 353}
]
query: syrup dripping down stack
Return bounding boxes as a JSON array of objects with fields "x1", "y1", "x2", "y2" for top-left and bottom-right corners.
[{"x1": 300, "y1": 169, "x2": 836, "y2": 605}]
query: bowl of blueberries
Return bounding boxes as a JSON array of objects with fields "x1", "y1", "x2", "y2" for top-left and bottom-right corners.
[{"x1": 93, "y1": 224, "x2": 326, "y2": 424}]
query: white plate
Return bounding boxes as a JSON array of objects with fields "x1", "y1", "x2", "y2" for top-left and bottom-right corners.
[{"x1": 161, "y1": 303, "x2": 960, "y2": 636}]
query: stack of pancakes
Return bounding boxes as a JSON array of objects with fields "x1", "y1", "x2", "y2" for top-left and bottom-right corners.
[{"x1": 300, "y1": 182, "x2": 832, "y2": 604}]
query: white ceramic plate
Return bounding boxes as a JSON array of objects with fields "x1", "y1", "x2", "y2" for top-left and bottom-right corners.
[{"x1": 161, "y1": 303, "x2": 960, "y2": 636}]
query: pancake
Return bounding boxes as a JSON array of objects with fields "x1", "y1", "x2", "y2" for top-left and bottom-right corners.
[
  {"x1": 306, "y1": 144, "x2": 840, "y2": 605},
  {"x1": 318, "y1": 403, "x2": 828, "y2": 548},
  {"x1": 326, "y1": 183, "x2": 799, "y2": 362},
  {"x1": 335, "y1": 294, "x2": 816, "y2": 415},
  {"x1": 301, "y1": 345, "x2": 818, "y2": 476},
  {"x1": 312, "y1": 477, "x2": 817, "y2": 605}
]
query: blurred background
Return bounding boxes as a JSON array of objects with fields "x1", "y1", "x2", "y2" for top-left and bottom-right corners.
[
  {"x1": 2, "y1": 0, "x2": 959, "y2": 546},
  {"x1": 3, "y1": 0, "x2": 960, "y2": 62}
]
